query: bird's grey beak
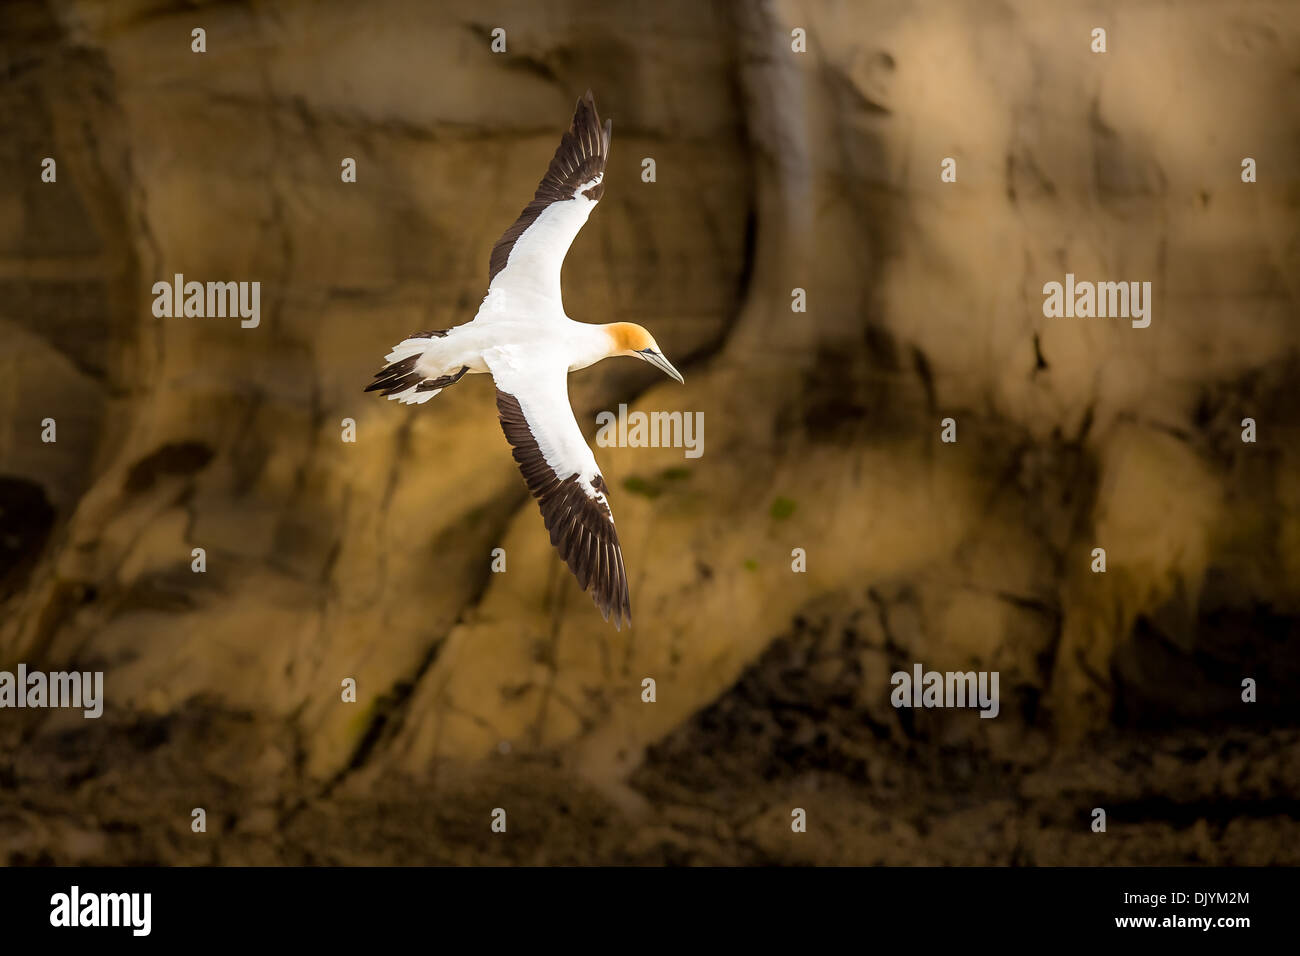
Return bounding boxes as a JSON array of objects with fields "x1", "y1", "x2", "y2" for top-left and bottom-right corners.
[{"x1": 638, "y1": 348, "x2": 684, "y2": 383}]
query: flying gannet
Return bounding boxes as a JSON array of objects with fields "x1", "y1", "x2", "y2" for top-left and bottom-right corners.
[{"x1": 366, "y1": 91, "x2": 683, "y2": 629}]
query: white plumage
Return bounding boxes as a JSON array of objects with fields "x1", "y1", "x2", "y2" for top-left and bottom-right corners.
[{"x1": 366, "y1": 91, "x2": 683, "y2": 628}]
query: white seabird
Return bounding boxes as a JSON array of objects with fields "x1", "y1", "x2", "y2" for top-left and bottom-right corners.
[{"x1": 366, "y1": 91, "x2": 683, "y2": 629}]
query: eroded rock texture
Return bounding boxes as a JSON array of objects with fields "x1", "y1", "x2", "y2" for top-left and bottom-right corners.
[{"x1": 1, "y1": 0, "x2": 1297, "y2": 864}]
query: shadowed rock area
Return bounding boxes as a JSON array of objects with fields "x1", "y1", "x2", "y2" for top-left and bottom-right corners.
[{"x1": 1, "y1": 0, "x2": 1298, "y2": 864}]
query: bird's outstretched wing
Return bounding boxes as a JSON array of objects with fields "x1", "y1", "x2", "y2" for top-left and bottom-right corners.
[
  {"x1": 487, "y1": 90, "x2": 612, "y2": 302},
  {"x1": 489, "y1": 354, "x2": 630, "y2": 629}
]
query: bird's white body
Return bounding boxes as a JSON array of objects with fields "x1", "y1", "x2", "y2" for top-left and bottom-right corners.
[
  {"x1": 387, "y1": 293, "x2": 611, "y2": 386},
  {"x1": 366, "y1": 92, "x2": 681, "y2": 628},
  {"x1": 380, "y1": 189, "x2": 607, "y2": 402}
]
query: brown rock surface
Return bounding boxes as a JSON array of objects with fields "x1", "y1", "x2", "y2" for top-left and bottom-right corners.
[{"x1": 1, "y1": 0, "x2": 1297, "y2": 864}]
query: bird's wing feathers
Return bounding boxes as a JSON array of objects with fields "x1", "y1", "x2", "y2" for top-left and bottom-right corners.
[
  {"x1": 488, "y1": 353, "x2": 630, "y2": 629},
  {"x1": 487, "y1": 90, "x2": 612, "y2": 302}
]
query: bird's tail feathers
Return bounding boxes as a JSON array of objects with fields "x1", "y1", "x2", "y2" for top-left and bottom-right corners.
[{"x1": 365, "y1": 329, "x2": 466, "y2": 405}]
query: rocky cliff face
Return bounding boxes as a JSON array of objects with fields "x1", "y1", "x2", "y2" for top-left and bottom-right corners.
[{"x1": 1, "y1": 0, "x2": 1297, "y2": 864}]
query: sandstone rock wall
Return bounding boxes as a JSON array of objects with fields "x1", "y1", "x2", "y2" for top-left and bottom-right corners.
[{"x1": 1, "y1": 0, "x2": 1297, "y2": 862}]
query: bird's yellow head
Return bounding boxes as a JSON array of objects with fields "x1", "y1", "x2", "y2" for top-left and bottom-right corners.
[{"x1": 606, "y1": 322, "x2": 684, "y2": 382}]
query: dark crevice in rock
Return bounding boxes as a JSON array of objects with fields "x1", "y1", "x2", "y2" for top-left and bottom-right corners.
[
  {"x1": 0, "y1": 477, "x2": 56, "y2": 602},
  {"x1": 122, "y1": 442, "x2": 216, "y2": 494}
]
